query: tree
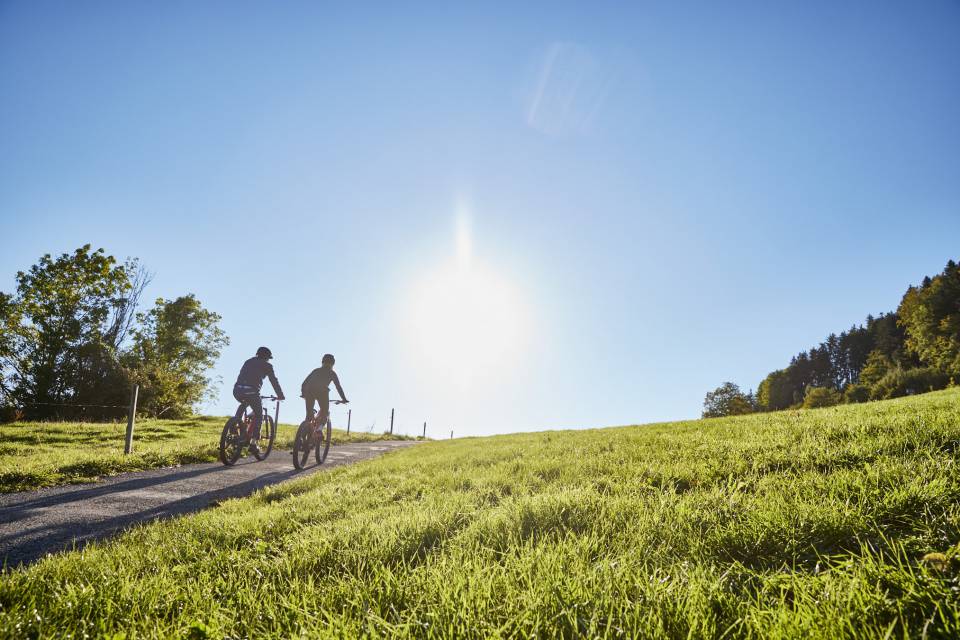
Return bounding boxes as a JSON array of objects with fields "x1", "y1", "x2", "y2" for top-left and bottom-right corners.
[
  {"x1": 702, "y1": 382, "x2": 754, "y2": 418},
  {"x1": 898, "y1": 260, "x2": 960, "y2": 375},
  {"x1": 859, "y1": 349, "x2": 892, "y2": 388},
  {"x1": 802, "y1": 386, "x2": 841, "y2": 409},
  {"x1": 126, "y1": 295, "x2": 229, "y2": 418},
  {"x1": 0, "y1": 246, "x2": 147, "y2": 420},
  {"x1": 756, "y1": 369, "x2": 795, "y2": 411}
]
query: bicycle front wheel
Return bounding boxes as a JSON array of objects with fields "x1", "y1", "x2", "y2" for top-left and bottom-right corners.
[
  {"x1": 252, "y1": 415, "x2": 275, "y2": 461},
  {"x1": 292, "y1": 421, "x2": 313, "y2": 470},
  {"x1": 315, "y1": 418, "x2": 332, "y2": 464},
  {"x1": 219, "y1": 417, "x2": 243, "y2": 466}
]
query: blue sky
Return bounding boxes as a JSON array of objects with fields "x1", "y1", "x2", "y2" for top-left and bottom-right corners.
[{"x1": 2, "y1": 1, "x2": 958, "y2": 436}]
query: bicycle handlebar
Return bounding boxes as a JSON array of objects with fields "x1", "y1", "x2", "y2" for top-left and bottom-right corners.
[{"x1": 261, "y1": 395, "x2": 282, "y2": 401}]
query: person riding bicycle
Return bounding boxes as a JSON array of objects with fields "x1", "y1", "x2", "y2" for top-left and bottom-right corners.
[
  {"x1": 301, "y1": 353, "x2": 348, "y2": 424},
  {"x1": 233, "y1": 346, "x2": 285, "y2": 453}
]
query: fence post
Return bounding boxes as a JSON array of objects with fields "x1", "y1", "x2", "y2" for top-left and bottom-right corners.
[
  {"x1": 450, "y1": 430, "x2": 453, "y2": 440},
  {"x1": 423, "y1": 421, "x2": 426, "y2": 438},
  {"x1": 347, "y1": 409, "x2": 352, "y2": 434},
  {"x1": 124, "y1": 384, "x2": 139, "y2": 454},
  {"x1": 390, "y1": 408, "x2": 394, "y2": 435}
]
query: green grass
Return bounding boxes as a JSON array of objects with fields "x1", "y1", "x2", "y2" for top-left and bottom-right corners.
[
  {"x1": 0, "y1": 416, "x2": 412, "y2": 493},
  {"x1": 3, "y1": 389, "x2": 960, "y2": 638}
]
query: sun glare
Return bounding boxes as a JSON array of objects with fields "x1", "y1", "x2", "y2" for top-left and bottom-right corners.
[{"x1": 403, "y1": 215, "x2": 529, "y2": 390}]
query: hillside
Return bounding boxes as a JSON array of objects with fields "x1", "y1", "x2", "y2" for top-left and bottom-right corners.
[{"x1": 2, "y1": 389, "x2": 959, "y2": 638}]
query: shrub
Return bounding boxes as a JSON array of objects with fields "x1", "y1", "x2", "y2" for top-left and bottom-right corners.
[
  {"x1": 870, "y1": 366, "x2": 951, "y2": 400},
  {"x1": 803, "y1": 386, "x2": 841, "y2": 409},
  {"x1": 843, "y1": 384, "x2": 870, "y2": 404}
]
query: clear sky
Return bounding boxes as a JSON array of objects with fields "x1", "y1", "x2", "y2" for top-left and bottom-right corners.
[{"x1": 2, "y1": 1, "x2": 958, "y2": 436}]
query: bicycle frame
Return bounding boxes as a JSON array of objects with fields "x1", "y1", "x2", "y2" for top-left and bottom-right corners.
[{"x1": 239, "y1": 396, "x2": 281, "y2": 438}]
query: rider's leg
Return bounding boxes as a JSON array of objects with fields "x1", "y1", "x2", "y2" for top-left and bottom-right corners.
[
  {"x1": 232, "y1": 386, "x2": 249, "y2": 422},
  {"x1": 248, "y1": 395, "x2": 264, "y2": 440},
  {"x1": 304, "y1": 396, "x2": 315, "y2": 423},
  {"x1": 318, "y1": 391, "x2": 331, "y2": 425}
]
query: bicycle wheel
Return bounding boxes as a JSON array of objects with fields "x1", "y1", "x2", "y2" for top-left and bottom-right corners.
[
  {"x1": 315, "y1": 418, "x2": 332, "y2": 464},
  {"x1": 292, "y1": 421, "x2": 313, "y2": 470},
  {"x1": 219, "y1": 417, "x2": 243, "y2": 466},
  {"x1": 252, "y1": 415, "x2": 275, "y2": 461}
]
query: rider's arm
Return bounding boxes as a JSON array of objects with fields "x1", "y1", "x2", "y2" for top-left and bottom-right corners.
[
  {"x1": 266, "y1": 363, "x2": 285, "y2": 399},
  {"x1": 332, "y1": 371, "x2": 347, "y2": 402}
]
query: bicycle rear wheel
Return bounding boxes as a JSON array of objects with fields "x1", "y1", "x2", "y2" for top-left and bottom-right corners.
[
  {"x1": 252, "y1": 415, "x2": 276, "y2": 461},
  {"x1": 292, "y1": 421, "x2": 313, "y2": 470},
  {"x1": 219, "y1": 417, "x2": 243, "y2": 466},
  {"x1": 315, "y1": 418, "x2": 332, "y2": 464}
]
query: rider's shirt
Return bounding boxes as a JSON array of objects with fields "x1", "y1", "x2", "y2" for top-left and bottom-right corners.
[
  {"x1": 235, "y1": 356, "x2": 283, "y2": 396},
  {"x1": 301, "y1": 366, "x2": 346, "y2": 401}
]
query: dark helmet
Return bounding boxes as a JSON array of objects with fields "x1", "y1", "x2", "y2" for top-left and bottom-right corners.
[
  {"x1": 256, "y1": 346, "x2": 273, "y2": 359},
  {"x1": 322, "y1": 353, "x2": 335, "y2": 365}
]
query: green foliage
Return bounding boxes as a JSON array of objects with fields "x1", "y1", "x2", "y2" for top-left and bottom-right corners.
[
  {"x1": 802, "y1": 386, "x2": 840, "y2": 409},
  {"x1": 898, "y1": 259, "x2": 960, "y2": 375},
  {"x1": 843, "y1": 383, "x2": 870, "y2": 404},
  {"x1": 702, "y1": 382, "x2": 754, "y2": 418},
  {"x1": 125, "y1": 295, "x2": 229, "y2": 418},
  {"x1": 0, "y1": 417, "x2": 412, "y2": 492},
  {"x1": 716, "y1": 258, "x2": 959, "y2": 413},
  {"x1": 869, "y1": 366, "x2": 951, "y2": 401},
  {"x1": 859, "y1": 348, "x2": 892, "y2": 388},
  {"x1": 2, "y1": 389, "x2": 960, "y2": 638},
  {"x1": 0, "y1": 246, "x2": 226, "y2": 420},
  {"x1": 0, "y1": 246, "x2": 136, "y2": 419},
  {"x1": 756, "y1": 369, "x2": 793, "y2": 411}
]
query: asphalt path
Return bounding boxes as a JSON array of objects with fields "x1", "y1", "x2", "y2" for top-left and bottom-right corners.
[{"x1": 0, "y1": 440, "x2": 417, "y2": 569}]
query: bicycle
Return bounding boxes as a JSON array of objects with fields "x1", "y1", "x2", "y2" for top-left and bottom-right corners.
[
  {"x1": 219, "y1": 395, "x2": 281, "y2": 466},
  {"x1": 292, "y1": 399, "x2": 347, "y2": 470}
]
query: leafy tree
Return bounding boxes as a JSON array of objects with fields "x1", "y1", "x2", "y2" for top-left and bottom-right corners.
[
  {"x1": 756, "y1": 369, "x2": 795, "y2": 411},
  {"x1": 859, "y1": 349, "x2": 892, "y2": 388},
  {"x1": 0, "y1": 246, "x2": 146, "y2": 419},
  {"x1": 0, "y1": 247, "x2": 226, "y2": 421},
  {"x1": 898, "y1": 259, "x2": 960, "y2": 374},
  {"x1": 802, "y1": 386, "x2": 840, "y2": 409},
  {"x1": 843, "y1": 383, "x2": 870, "y2": 404},
  {"x1": 702, "y1": 382, "x2": 754, "y2": 418},
  {"x1": 126, "y1": 295, "x2": 229, "y2": 418}
]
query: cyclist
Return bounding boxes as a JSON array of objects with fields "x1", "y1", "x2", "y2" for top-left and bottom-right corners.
[
  {"x1": 233, "y1": 346, "x2": 285, "y2": 454},
  {"x1": 301, "y1": 353, "x2": 348, "y2": 424}
]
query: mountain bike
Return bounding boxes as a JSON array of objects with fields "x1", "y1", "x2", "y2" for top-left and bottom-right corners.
[
  {"x1": 292, "y1": 399, "x2": 346, "y2": 470},
  {"x1": 219, "y1": 395, "x2": 280, "y2": 466}
]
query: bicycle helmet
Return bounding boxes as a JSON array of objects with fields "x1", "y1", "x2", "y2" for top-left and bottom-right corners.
[
  {"x1": 322, "y1": 353, "x2": 335, "y2": 365},
  {"x1": 256, "y1": 346, "x2": 273, "y2": 359}
]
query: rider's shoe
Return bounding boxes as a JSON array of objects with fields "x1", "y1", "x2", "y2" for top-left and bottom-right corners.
[{"x1": 249, "y1": 441, "x2": 261, "y2": 455}]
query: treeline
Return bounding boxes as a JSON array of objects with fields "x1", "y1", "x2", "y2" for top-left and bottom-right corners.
[
  {"x1": 703, "y1": 259, "x2": 960, "y2": 418},
  {"x1": 0, "y1": 245, "x2": 228, "y2": 421}
]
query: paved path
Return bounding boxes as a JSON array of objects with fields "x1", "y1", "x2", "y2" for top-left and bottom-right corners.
[{"x1": 0, "y1": 440, "x2": 417, "y2": 569}]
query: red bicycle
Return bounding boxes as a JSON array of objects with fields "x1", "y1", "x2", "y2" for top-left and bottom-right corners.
[
  {"x1": 219, "y1": 395, "x2": 280, "y2": 466},
  {"x1": 292, "y1": 399, "x2": 347, "y2": 469}
]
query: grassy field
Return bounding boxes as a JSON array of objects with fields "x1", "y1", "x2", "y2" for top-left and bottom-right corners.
[
  {"x1": 0, "y1": 416, "x2": 411, "y2": 493},
  {"x1": 2, "y1": 389, "x2": 960, "y2": 638}
]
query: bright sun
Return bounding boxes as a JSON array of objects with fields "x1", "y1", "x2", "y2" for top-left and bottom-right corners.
[{"x1": 403, "y1": 216, "x2": 529, "y2": 389}]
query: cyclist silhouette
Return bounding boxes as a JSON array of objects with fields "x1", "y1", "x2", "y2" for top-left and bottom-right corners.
[
  {"x1": 233, "y1": 346, "x2": 285, "y2": 453},
  {"x1": 301, "y1": 353, "x2": 348, "y2": 424}
]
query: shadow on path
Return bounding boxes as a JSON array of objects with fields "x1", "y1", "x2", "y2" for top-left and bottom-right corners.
[{"x1": 0, "y1": 441, "x2": 416, "y2": 569}]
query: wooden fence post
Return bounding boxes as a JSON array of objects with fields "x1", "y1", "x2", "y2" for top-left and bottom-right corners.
[
  {"x1": 347, "y1": 409, "x2": 352, "y2": 434},
  {"x1": 450, "y1": 430, "x2": 453, "y2": 440},
  {"x1": 390, "y1": 408, "x2": 394, "y2": 435},
  {"x1": 124, "y1": 384, "x2": 139, "y2": 454},
  {"x1": 423, "y1": 421, "x2": 426, "y2": 438}
]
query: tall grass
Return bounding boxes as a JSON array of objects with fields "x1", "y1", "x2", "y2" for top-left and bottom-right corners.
[
  {"x1": 2, "y1": 389, "x2": 959, "y2": 638},
  {"x1": 0, "y1": 416, "x2": 409, "y2": 493}
]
